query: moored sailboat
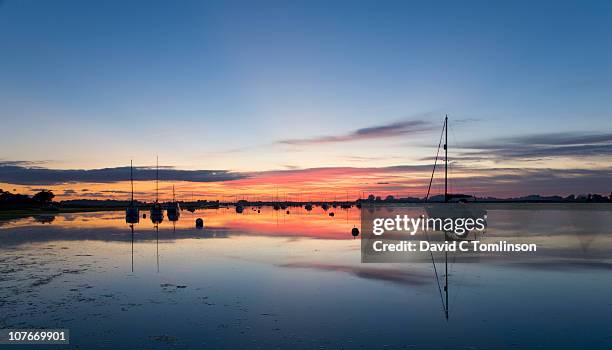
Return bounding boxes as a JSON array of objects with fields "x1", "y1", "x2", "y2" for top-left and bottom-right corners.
[
  {"x1": 150, "y1": 156, "x2": 164, "y2": 224},
  {"x1": 166, "y1": 185, "x2": 181, "y2": 222},
  {"x1": 424, "y1": 116, "x2": 487, "y2": 240},
  {"x1": 125, "y1": 160, "x2": 140, "y2": 224}
]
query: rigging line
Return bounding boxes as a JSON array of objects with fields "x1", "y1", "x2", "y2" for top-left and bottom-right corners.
[
  {"x1": 425, "y1": 121, "x2": 446, "y2": 201},
  {"x1": 423, "y1": 229, "x2": 446, "y2": 314}
]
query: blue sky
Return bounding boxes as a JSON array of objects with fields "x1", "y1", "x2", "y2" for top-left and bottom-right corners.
[{"x1": 0, "y1": 0, "x2": 610, "y2": 178}]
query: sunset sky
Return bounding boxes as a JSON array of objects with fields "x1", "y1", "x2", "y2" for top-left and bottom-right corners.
[{"x1": 1, "y1": 0, "x2": 611, "y2": 200}]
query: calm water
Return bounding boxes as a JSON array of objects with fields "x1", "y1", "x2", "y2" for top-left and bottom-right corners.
[{"x1": 1, "y1": 205, "x2": 611, "y2": 349}]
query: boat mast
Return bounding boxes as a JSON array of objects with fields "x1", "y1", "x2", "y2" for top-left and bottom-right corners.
[
  {"x1": 444, "y1": 115, "x2": 448, "y2": 203},
  {"x1": 156, "y1": 156, "x2": 159, "y2": 203},
  {"x1": 130, "y1": 160, "x2": 134, "y2": 205},
  {"x1": 444, "y1": 115, "x2": 449, "y2": 320}
]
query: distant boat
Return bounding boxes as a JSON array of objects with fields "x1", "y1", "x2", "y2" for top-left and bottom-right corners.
[
  {"x1": 150, "y1": 156, "x2": 164, "y2": 224},
  {"x1": 125, "y1": 160, "x2": 140, "y2": 224},
  {"x1": 340, "y1": 191, "x2": 351, "y2": 209},
  {"x1": 166, "y1": 185, "x2": 180, "y2": 222},
  {"x1": 235, "y1": 204, "x2": 244, "y2": 213},
  {"x1": 186, "y1": 192, "x2": 197, "y2": 212}
]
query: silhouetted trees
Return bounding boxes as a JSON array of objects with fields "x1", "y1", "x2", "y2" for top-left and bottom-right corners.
[
  {"x1": 0, "y1": 189, "x2": 56, "y2": 209},
  {"x1": 33, "y1": 190, "x2": 55, "y2": 203}
]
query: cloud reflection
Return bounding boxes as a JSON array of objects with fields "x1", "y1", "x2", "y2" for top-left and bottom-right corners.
[{"x1": 279, "y1": 262, "x2": 431, "y2": 286}]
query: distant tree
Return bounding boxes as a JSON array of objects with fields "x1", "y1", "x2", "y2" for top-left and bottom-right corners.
[
  {"x1": 384, "y1": 195, "x2": 395, "y2": 202},
  {"x1": 367, "y1": 194, "x2": 375, "y2": 201},
  {"x1": 33, "y1": 190, "x2": 55, "y2": 203}
]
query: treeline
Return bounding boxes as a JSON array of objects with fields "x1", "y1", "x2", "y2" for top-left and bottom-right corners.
[
  {"x1": 0, "y1": 189, "x2": 55, "y2": 210},
  {"x1": 359, "y1": 193, "x2": 612, "y2": 203}
]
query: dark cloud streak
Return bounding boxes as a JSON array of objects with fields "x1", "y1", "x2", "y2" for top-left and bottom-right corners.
[
  {"x1": 0, "y1": 164, "x2": 248, "y2": 185},
  {"x1": 278, "y1": 119, "x2": 436, "y2": 145},
  {"x1": 455, "y1": 132, "x2": 612, "y2": 161}
]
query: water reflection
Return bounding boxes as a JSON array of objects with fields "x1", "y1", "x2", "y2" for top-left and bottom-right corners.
[
  {"x1": 2, "y1": 205, "x2": 611, "y2": 259},
  {"x1": 0, "y1": 205, "x2": 611, "y2": 349},
  {"x1": 1, "y1": 206, "x2": 360, "y2": 238},
  {"x1": 33, "y1": 214, "x2": 55, "y2": 224}
]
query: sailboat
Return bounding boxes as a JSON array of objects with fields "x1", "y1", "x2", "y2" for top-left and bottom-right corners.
[
  {"x1": 340, "y1": 193, "x2": 351, "y2": 209},
  {"x1": 125, "y1": 160, "x2": 140, "y2": 224},
  {"x1": 424, "y1": 116, "x2": 487, "y2": 240},
  {"x1": 235, "y1": 196, "x2": 244, "y2": 213},
  {"x1": 150, "y1": 156, "x2": 164, "y2": 224},
  {"x1": 272, "y1": 189, "x2": 281, "y2": 210},
  {"x1": 166, "y1": 185, "x2": 181, "y2": 222},
  {"x1": 321, "y1": 193, "x2": 329, "y2": 211},
  {"x1": 186, "y1": 192, "x2": 197, "y2": 213}
]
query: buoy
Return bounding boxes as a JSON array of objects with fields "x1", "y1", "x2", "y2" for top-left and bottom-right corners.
[
  {"x1": 143, "y1": 213, "x2": 147, "y2": 218},
  {"x1": 286, "y1": 210, "x2": 290, "y2": 215},
  {"x1": 351, "y1": 227, "x2": 359, "y2": 238},
  {"x1": 195, "y1": 218, "x2": 204, "y2": 229},
  {"x1": 329, "y1": 212, "x2": 334, "y2": 217},
  {"x1": 257, "y1": 210, "x2": 260, "y2": 213}
]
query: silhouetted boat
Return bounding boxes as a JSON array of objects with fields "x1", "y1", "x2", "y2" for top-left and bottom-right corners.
[
  {"x1": 166, "y1": 185, "x2": 180, "y2": 222},
  {"x1": 235, "y1": 204, "x2": 244, "y2": 213},
  {"x1": 125, "y1": 160, "x2": 140, "y2": 224},
  {"x1": 424, "y1": 116, "x2": 487, "y2": 239},
  {"x1": 150, "y1": 156, "x2": 164, "y2": 224},
  {"x1": 150, "y1": 203, "x2": 163, "y2": 223},
  {"x1": 186, "y1": 192, "x2": 197, "y2": 212}
]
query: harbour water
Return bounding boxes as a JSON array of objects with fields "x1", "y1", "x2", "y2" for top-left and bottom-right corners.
[{"x1": 1, "y1": 205, "x2": 611, "y2": 349}]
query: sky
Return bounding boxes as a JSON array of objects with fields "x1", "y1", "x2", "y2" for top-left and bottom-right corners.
[{"x1": 0, "y1": 0, "x2": 611, "y2": 200}]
